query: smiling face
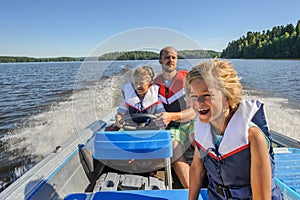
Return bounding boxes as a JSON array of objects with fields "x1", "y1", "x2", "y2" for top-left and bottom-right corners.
[
  {"x1": 186, "y1": 60, "x2": 242, "y2": 131},
  {"x1": 189, "y1": 78, "x2": 229, "y2": 127}
]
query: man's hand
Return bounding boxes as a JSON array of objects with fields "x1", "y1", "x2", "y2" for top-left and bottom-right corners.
[{"x1": 154, "y1": 112, "x2": 173, "y2": 128}]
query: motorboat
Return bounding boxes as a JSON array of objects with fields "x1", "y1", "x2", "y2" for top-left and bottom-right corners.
[{"x1": 0, "y1": 109, "x2": 299, "y2": 200}]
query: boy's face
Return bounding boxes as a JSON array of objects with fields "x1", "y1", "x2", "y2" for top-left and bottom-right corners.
[
  {"x1": 189, "y1": 78, "x2": 228, "y2": 125},
  {"x1": 133, "y1": 74, "x2": 151, "y2": 97}
]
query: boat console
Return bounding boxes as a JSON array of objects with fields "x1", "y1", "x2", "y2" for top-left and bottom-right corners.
[{"x1": 92, "y1": 130, "x2": 173, "y2": 190}]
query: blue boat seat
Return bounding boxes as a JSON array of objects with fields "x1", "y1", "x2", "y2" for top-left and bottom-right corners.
[
  {"x1": 64, "y1": 189, "x2": 209, "y2": 200},
  {"x1": 93, "y1": 130, "x2": 173, "y2": 189}
]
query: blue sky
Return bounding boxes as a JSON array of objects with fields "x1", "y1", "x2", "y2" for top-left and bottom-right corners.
[{"x1": 1, "y1": 0, "x2": 299, "y2": 57}]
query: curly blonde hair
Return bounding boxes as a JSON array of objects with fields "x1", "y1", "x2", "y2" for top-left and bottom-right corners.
[
  {"x1": 185, "y1": 59, "x2": 242, "y2": 111},
  {"x1": 133, "y1": 66, "x2": 155, "y2": 83}
]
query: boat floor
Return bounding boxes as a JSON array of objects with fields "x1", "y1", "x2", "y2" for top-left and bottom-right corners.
[
  {"x1": 65, "y1": 188, "x2": 209, "y2": 200},
  {"x1": 274, "y1": 148, "x2": 300, "y2": 199}
]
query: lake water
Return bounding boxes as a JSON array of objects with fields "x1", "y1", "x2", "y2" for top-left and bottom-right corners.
[{"x1": 0, "y1": 59, "x2": 299, "y2": 192}]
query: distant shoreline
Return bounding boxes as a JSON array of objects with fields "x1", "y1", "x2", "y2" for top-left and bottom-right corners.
[
  {"x1": 0, "y1": 56, "x2": 85, "y2": 63},
  {"x1": 1, "y1": 57, "x2": 300, "y2": 64},
  {"x1": 1, "y1": 48, "x2": 300, "y2": 63},
  {"x1": 0, "y1": 50, "x2": 221, "y2": 63}
]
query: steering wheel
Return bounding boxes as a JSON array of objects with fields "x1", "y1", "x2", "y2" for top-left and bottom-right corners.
[{"x1": 119, "y1": 113, "x2": 159, "y2": 130}]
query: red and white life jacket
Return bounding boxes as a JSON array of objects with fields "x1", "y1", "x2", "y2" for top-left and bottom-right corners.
[
  {"x1": 153, "y1": 70, "x2": 187, "y2": 112},
  {"x1": 117, "y1": 82, "x2": 164, "y2": 115}
]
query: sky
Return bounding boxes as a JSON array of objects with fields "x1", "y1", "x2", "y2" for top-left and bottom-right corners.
[{"x1": 0, "y1": 0, "x2": 299, "y2": 57}]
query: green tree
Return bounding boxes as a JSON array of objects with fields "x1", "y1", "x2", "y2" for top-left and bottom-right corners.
[{"x1": 221, "y1": 20, "x2": 300, "y2": 58}]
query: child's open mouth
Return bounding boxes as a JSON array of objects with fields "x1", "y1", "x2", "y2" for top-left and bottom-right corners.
[{"x1": 198, "y1": 108, "x2": 210, "y2": 115}]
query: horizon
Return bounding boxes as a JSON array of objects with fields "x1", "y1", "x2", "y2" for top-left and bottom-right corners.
[
  {"x1": 1, "y1": 0, "x2": 299, "y2": 57},
  {"x1": 0, "y1": 49, "x2": 221, "y2": 59}
]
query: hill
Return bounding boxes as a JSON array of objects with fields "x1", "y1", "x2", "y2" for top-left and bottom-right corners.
[
  {"x1": 221, "y1": 20, "x2": 300, "y2": 58},
  {"x1": 0, "y1": 50, "x2": 220, "y2": 63},
  {"x1": 97, "y1": 50, "x2": 220, "y2": 61},
  {"x1": 0, "y1": 56, "x2": 84, "y2": 63}
]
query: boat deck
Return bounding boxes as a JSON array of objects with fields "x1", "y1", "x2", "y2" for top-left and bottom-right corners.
[
  {"x1": 65, "y1": 189, "x2": 209, "y2": 200},
  {"x1": 64, "y1": 147, "x2": 300, "y2": 200},
  {"x1": 274, "y1": 148, "x2": 300, "y2": 199}
]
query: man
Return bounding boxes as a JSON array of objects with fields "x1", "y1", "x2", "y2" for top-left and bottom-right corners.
[{"x1": 153, "y1": 46, "x2": 195, "y2": 188}]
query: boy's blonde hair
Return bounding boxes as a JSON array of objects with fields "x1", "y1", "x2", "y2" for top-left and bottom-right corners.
[
  {"x1": 186, "y1": 59, "x2": 242, "y2": 111},
  {"x1": 133, "y1": 66, "x2": 155, "y2": 83}
]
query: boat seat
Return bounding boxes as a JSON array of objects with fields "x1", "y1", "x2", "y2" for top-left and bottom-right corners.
[
  {"x1": 64, "y1": 189, "x2": 209, "y2": 200},
  {"x1": 93, "y1": 130, "x2": 173, "y2": 189}
]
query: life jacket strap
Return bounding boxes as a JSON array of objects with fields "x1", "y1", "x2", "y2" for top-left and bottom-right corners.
[{"x1": 211, "y1": 180, "x2": 232, "y2": 198}]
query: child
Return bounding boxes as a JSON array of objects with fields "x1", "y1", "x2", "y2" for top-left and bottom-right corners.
[
  {"x1": 115, "y1": 66, "x2": 164, "y2": 129},
  {"x1": 187, "y1": 60, "x2": 282, "y2": 199}
]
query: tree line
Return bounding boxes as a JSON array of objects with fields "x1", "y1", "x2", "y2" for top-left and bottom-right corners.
[
  {"x1": 178, "y1": 50, "x2": 220, "y2": 59},
  {"x1": 97, "y1": 50, "x2": 220, "y2": 61},
  {"x1": 97, "y1": 51, "x2": 159, "y2": 60},
  {"x1": 221, "y1": 20, "x2": 300, "y2": 58},
  {"x1": 0, "y1": 56, "x2": 84, "y2": 63},
  {"x1": 0, "y1": 50, "x2": 220, "y2": 63}
]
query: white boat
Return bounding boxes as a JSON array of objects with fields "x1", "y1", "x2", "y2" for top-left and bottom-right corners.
[{"x1": 0, "y1": 108, "x2": 299, "y2": 200}]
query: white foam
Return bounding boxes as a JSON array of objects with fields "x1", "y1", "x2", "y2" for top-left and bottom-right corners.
[
  {"x1": 243, "y1": 91, "x2": 300, "y2": 141},
  {"x1": 4, "y1": 99, "x2": 76, "y2": 158},
  {"x1": 3, "y1": 70, "x2": 134, "y2": 159}
]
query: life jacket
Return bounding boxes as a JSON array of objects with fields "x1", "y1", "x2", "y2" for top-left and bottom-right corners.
[
  {"x1": 153, "y1": 70, "x2": 187, "y2": 112},
  {"x1": 194, "y1": 100, "x2": 282, "y2": 199},
  {"x1": 118, "y1": 83, "x2": 164, "y2": 124}
]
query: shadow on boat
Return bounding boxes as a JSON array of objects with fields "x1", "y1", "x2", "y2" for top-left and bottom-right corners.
[{"x1": 25, "y1": 180, "x2": 59, "y2": 200}]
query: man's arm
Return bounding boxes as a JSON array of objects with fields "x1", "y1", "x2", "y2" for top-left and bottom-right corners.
[
  {"x1": 171, "y1": 107, "x2": 196, "y2": 122},
  {"x1": 156, "y1": 107, "x2": 195, "y2": 126}
]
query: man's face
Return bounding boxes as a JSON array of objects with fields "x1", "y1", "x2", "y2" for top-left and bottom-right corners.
[{"x1": 159, "y1": 48, "x2": 178, "y2": 73}]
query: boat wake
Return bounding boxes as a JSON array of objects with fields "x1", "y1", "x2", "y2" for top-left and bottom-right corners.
[
  {"x1": 243, "y1": 91, "x2": 300, "y2": 141},
  {"x1": 0, "y1": 68, "x2": 133, "y2": 192}
]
